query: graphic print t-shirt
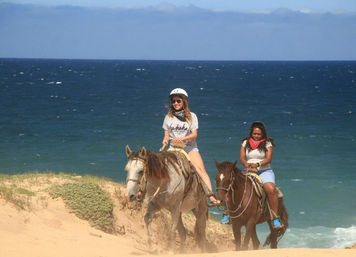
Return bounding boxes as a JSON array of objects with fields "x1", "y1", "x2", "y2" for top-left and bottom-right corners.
[{"x1": 162, "y1": 112, "x2": 198, "y2": 148}]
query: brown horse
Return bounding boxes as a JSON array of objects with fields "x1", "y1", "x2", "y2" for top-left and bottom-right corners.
[{"x1": 214, "y1": 160, "x2": 288, "y2": 250}]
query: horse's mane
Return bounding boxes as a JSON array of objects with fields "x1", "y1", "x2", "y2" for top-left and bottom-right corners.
[
  {"x1": 232, "y1": 165, "x2": 245, "y2": 180},
  {"x1": 145, "y1": 150, "x2": 178, "y2": 182},
  {"x1": 218, "y1": 161, "x2": 244, "y2": 180}
]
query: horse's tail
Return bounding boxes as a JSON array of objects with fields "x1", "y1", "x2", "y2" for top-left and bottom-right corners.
[{"x1": 279, "y1": 200, "x2": 289, "y2": 233}]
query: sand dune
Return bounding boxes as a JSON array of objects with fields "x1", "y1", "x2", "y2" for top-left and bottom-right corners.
[{"x1": 0, "y1": 175, "x2": 355, "y2": 257}]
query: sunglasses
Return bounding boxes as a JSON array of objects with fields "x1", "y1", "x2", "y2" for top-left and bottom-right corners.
[{"x1": 171, "y1": 99, "x2": 182, "y2": 104}]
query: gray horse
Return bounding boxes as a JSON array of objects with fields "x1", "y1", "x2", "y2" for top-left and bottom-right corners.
[{"x1": 125, "y1": 145, "x2": 208, "y2": 252}]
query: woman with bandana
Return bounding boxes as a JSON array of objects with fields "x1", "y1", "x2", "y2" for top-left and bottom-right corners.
[
  {"x1": 239, "y1": 121, "x2": 283, "y2": 230},
  {"x1": 162, "y1": 88, "x2": 220, "y2": 206}
]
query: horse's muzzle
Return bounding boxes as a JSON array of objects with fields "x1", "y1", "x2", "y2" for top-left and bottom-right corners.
[
  {"x1": 128, "y1": 193, "x2": 137, "y2": 201},
  {"x1": 215, "y1": 190, "x2": 227, "y2": 201}
]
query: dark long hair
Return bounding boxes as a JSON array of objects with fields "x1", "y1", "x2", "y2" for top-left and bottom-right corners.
[{"x1": 242, "y1": 121, "x2": 275, "y2": 152}]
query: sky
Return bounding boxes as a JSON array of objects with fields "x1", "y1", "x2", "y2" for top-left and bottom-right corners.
[
  {"x1": 5, "y1": 0, "x2": 356, "y2": 13},
  {"x1": 1, "y1": 0, "x2": 356, "y2": 60}
]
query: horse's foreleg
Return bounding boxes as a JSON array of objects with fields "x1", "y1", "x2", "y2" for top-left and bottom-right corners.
[
  {"x1": 242, "y1": 220, "x2": 255, "y2": 250},
  {"x1": 169, "y1": 206, "x2": 182, "y2": 252},
  {"x1": 251, "y1": 225, "x2": 260, "y2": 249},
  {"x1": 232, "y1": 223, "x2": 242, "y2": 251},
  {"x1": 176, "y1": 214, "x2": 186, "y2": 253},
  {"x1": 192, "y1": 206, "x2": 207, "y2": 253},
  {"x1": 144, "y1": 201, "x2": 160, "y2": 247}
]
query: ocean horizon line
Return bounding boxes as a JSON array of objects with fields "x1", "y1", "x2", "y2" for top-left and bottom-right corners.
[{"x1": 1, "y1": 57, "x2": 356, "y2": 62}]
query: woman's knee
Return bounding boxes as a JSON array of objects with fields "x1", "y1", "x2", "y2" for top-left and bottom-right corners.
[{"x1": 264, "y1": 183, "x2": 277, "y2": 195}]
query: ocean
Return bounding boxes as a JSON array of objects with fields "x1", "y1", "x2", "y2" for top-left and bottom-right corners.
[{"x1": 0, "y1": 58, "x2": 355, "y2": 248}]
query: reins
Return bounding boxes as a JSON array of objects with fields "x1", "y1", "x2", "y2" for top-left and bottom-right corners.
[{"x1": 217, "y1": 170, "x2": 254, "y2": 220}]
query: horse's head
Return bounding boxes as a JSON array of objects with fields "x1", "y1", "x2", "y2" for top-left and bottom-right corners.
[
  {"x1": 125, "y1": 145, "x2": 147, "y2": 201},
  {"x1": 214, "y1": 160, "x2": 237, "y2": 201}
]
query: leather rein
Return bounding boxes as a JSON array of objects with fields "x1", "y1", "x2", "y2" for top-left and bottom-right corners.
[{"x1": 216, "y1": 170, "x2": 254, "y2": 219}]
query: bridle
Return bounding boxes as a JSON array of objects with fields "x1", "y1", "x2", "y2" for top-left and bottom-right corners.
[
  {"x1": 126, "y1": 156, "x2": 145, "y2": 185},
  {"x1": 216, "y1": 168, "x2": 254, "y2": 220},
  {"x1": 215, "y1": 170, "x2": 236, "y2": 194}
]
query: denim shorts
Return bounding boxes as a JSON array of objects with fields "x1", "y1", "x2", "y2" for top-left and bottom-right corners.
[
  {"x1": 168, "y1": 145, "x2": 199, "y2": 154},
  {"x1": 184, "y1": 145, "x2": 199, "y2": 154},
  {"x1": 257, "y1": 169, "x2": 275, "y2": 184}
]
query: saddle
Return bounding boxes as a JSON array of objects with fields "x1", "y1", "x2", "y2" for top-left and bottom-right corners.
[
  {"x1": 167, "y1": 146, "x2": 214, "y2": 198},
  {"x1": 245, "y1": 171, "x2": 283, "y2": 219},
  {"x1": 139, "y1": 143, "x2": 214, "y2": 201},
  {"x1": 167, "y1": 147, "x2": 191, "y2": 179}
]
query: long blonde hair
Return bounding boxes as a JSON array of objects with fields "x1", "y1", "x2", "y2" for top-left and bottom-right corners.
[{"x1": 167, "y1": 97, "x2": 192, "y2": 123}]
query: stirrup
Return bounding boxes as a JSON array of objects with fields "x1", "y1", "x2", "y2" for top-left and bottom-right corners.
[
  {"x1": 221, "y1": 214, "x2": 230, "y2": 224},
  {"x1": 272, "y1": 218, "x2": 284, "y2": 230}
]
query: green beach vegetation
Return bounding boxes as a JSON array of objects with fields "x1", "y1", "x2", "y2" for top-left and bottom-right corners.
[
  {"x1": 0, "y1": 172, "x2": 116, "y2": 233},
  {"x1": 49, "y1": 182, "x2": 114, "y2": 232}
]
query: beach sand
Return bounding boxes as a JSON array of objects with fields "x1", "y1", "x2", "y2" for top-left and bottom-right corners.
[{"x1": 0, "y1": 175, "x2": 355, "y2": 257}]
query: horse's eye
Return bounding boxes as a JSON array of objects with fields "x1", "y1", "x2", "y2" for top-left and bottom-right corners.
[{"x1": 139, "y1": 170, "x2": 143, "y2": 175}]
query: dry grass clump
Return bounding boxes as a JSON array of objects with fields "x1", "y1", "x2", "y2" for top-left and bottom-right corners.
[{"x1": 0, "y1": 184, "x2": 35, "y2": 210}]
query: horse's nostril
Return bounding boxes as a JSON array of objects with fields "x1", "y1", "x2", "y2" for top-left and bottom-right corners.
[{"x1": 129, "y1": 194, "x2": 136, "y2": 201}]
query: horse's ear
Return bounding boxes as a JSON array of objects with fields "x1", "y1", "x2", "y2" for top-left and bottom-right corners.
[
  {"x1": 232, "y1": 160, "x2": 238, "y2": 168},
  {"x1": 214, "y1": 160, "x2": 220, "y2": 167},
  {"x1": 125, "y1": 145, "x2": 132, "y2": 158},
  {"x1": 139, "y1": 146, "x2": 147, "y2": 157}
]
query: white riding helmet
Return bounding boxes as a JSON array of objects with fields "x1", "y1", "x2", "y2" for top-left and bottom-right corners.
[{"x1": 169, "y1": 88, "x2": 188, "y2": 98}]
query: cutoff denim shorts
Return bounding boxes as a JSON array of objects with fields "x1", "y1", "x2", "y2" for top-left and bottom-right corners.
[
  {"x1": 257, "y1": 169, "x2": 275, "y2": 184},
  {"x1": 168, "y1": 145, "x2": 199, "y2": 154}
]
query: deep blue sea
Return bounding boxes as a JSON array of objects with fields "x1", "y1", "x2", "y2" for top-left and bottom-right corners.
[{"x1": 0, "y1": 58, "x2": 355, "y2": 248}]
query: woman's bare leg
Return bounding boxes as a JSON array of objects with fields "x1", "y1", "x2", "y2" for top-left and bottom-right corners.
[{"x1": 189, "y1": 151, "x2": 218, "y2": 203}]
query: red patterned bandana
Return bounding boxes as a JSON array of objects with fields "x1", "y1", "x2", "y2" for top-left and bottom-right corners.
[{"x1": 249, "y1": 138, "x2": 266, "y2": 150}]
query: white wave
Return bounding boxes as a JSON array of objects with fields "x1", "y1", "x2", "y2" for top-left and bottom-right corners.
[
  {"x1": 291, "y1": 178, "x2": 303, "y2": 182},
  {"x1": 281, "y1": 111, "x2": 292, "y2": 115},
  {"x1": 260, "y1": 225, "x2": 356, "y2": 248},
  {"x1": 333, "y1": 226, "x2": 356, "y2": 248}
]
